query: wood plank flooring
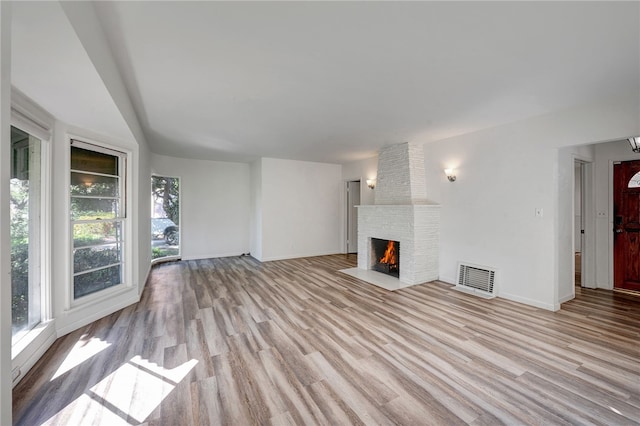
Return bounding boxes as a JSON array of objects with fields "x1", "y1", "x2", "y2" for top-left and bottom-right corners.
[{"x1": 12, "y1": 254, "x2": 640, "y2": 425}]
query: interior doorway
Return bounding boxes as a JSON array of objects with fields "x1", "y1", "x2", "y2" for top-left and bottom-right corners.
[
  {"x1": 613, "y1": 160, "x2": 640, "y2": 292},
  {"x1": 574, "y1": 160, "x2": 585, "y2": 287},
  {"x1": 573, "y1": 158, "x2": 594, "y2": 290},
  {"x1": 346, "y1": 180, "x2": 361, "y2": 254}
]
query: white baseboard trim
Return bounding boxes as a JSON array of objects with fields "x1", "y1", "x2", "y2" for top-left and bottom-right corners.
[
  {"x1": 498, "y1": 291, "x2": 558, "y2": 311},
  {"x1": 438, "y1": 276, "x2": 455, "y2": 285},
  {"x1": 259, "y1": 251, "x2": 341, "y2": 262},
  {"x1": 181, "y1": 252, "x2": 247, "y2": 261},
  {"x1": 56, "y1": 294, "x2": 140, "y2": 337},
  {"x1": 558, "y1": 293, "x2": 575, "y2": 304}
]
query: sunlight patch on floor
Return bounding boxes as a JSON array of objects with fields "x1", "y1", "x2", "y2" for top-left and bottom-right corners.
[
  {"x1": 130, "y1": 355, "x2": 198, "y2": 383},
  {"x1": 44, "y1": 356, "x2": 198, "y2": 424},
  {"x1": 43, "y1": 393, "x2": 131, "y2": 426},
  {"x1": 52, "y1": 336, "x2": 111, "y2": 380},
  {"x1": 88, "y1": 357, "x2": 199, "y2": 423}
]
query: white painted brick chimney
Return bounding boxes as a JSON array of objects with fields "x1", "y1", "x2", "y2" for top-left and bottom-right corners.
[
  {"x1": 347, "y1": 142, "x2": 440, "y2": 289},
  {"x1": 375, "y1": 142, "x2": 428, "y2": 205}
]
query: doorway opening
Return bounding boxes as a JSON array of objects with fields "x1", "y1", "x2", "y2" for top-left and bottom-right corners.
[
  {"x1": 151, "y1": 175, "x2": 181, "y2": 262},
  {"x1": 572, "y1": 158, "x2": 594, "y2": 292},
  {"x1": 574, "y1": 160, "x2": 585, "y2": 287},
  {"x1": 346, "y1": 180, "x2": 361, "y2": 254}
]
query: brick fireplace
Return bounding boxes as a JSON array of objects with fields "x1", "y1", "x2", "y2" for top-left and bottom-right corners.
[{"x1": 342, "y1": 142, "x2": 440, "y2": 290}]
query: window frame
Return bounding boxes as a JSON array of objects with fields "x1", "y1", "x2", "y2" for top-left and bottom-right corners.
[
  {"x1": 69, "y1": 138, "x2": 132, "y2": 306},
  {"x1": 9, "y1": 90, "x2": 54, "y2": 373},
  {"x1": 9, "y1": 123, "x2": 49, "y2": 346}
]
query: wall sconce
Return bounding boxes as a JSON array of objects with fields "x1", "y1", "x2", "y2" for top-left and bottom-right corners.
[
  {"x1": 444, "y1": 168, "x2": 456, "y2": 182},
  {"x1": 366, "y1": 179, "x2": 376, "y2": 189},
  {"x1": 628, "y1": 137, "x2": 640, "y2": 153}
]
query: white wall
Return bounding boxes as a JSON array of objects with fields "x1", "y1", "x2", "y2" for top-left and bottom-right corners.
[
  {"x1": 342, "y1": 156, "x2": 378, "y2": 206},
  {"x1": 341, "y1": 156, "x2": 378, "y2": 253},
  {"x1": 151, "y1": 153, "x2": 251, "y2": 260},
  {"x1": 336, "y1": 95, "x2": 637, "y2": 311},
  {"x1": 137, "y1": 139, "x2": 152, "y2": 294},
  {"x1": 425, "y1": 134, "x2": 558, "y2": 309},
  {"x1": 422, "y1": 96, "x2": 637, "y2": 310},
  {"x1": 0, "y1": 3, "x2": 12, "y2": 423},
  {"x1": 249, "y1": 159, "x2": 263, "y2": 260},
  {"x1": 256, "y1": 158, "x2": 342, "y2": 261},
  {"x1": 593, "y1": 140, "x2": 640, "y2": 289}
]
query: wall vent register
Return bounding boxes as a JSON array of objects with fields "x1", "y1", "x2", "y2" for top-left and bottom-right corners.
[{"x1": 455, "y1": 262, "x2": 496, "y2": 298}]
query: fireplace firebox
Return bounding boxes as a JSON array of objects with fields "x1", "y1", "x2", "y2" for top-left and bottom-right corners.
[{"x1": 371, "y1": 238, "x2": 400, "y2": 278}]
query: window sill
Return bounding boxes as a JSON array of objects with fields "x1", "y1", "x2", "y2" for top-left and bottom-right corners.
[
  {"x1": 69, "y1": 282, "x2": 134, "y2": 311},
  {"x1": 11, "y1": 319, "x2": 57, "y2": 386}
]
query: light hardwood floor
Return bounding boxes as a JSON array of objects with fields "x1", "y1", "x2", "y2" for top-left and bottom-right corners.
[{"x1": 13, "y1": 254, "x2": 640, "y2": 425}]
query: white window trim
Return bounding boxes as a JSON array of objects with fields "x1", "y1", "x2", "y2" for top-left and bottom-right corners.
[
  {"x1": 68, "y1": 136, "x2": 133, "y2": 309},
  {"x1": 10, "y1": 106, "x2": 53, "y2": 335},
  {"x1": 10, "y1": 89, "x2": 55, "y2": 386}
]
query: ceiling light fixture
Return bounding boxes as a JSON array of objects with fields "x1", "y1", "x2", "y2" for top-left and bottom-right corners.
[{"x1": 628, "y1": 137, "x2": 640, "y2": 153}]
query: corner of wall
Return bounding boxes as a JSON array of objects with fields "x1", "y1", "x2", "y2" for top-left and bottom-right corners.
[{"x1": 0, "y1": 3, "x2": 13, "y2": 423}]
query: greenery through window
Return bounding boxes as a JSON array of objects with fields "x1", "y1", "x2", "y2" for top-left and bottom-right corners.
[
  {"x1": 70, "y1": 141, "x2": 126, "y2": 299},
  {"x1": 11, "y1": 126, "x2": 43, "y2": 344},
  {"x1": 151, "y1": 176, "x2": 180, "y2": 260}
]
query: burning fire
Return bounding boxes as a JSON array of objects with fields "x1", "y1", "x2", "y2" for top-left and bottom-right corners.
[{"x1": 379, "y1": 240, "x2": 397, "y2": 265}]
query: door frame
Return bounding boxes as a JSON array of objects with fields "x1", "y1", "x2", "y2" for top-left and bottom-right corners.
[
  {"x1": 151, "y1": 174, "x2": 182, "y2": 264},
  {"x1": 344, "y1": 179, "x2": 361, "y2": 254},
  {"x1": 574, "y1": 157, "x2": 596, "y2": 289},
  {"x1": 610, "y1": 159, "x2": 640, "y2": 290}
]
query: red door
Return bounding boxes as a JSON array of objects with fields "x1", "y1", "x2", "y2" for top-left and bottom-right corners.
[{"x1": 613, "y1": 160, "x2": 640, "y2": 291}]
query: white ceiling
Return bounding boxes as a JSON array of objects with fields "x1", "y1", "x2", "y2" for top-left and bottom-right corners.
[
  {"x1": 11, "y1": 1, "x2": 640, "y2": 164},
  {"x1": 11, "y1": 2, "x2": 135, "y2": 143}
]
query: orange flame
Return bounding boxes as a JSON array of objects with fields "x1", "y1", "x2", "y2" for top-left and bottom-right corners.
[{"x1": 379, "y1": 240, "x2": 397, "y2": 265}]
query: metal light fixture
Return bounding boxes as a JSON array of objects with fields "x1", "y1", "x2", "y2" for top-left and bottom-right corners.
[
  {"x1": 628, "y1": 137, "x2": 640, "y2": 153},
  {"x1": 366, "y1": 179, "x2": 376, "y2": 189},
  {"x1": 444, "y1": 168, "x2": 456, "y2": 182}
]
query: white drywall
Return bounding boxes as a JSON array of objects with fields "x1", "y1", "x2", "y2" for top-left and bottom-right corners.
[
  {"x1": 137, "y1": 139, "x2": 152, "y2": 294},
  {"x1": 425, "y1": 134, "x2": 558, "y2": 309},
  {"x1": 342, "y1": 156, "x2": 377, "y2": 206},
  {"x1": 151, "y1": 153, "x2": 251, "y2": 260},
  {"x1": 257, "y1": 158, "x2": 342, "y2": 261},
  {"x1": 424, "y1": 95, "x2": 637, "y2": 310},
  {"x1": 0, "y1": 3, "x2": 12, "y2": 423},
  {"x1": 249, "y1": 159, "x2": 263, "y2": 260}
]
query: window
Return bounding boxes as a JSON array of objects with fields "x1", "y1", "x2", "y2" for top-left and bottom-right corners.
[
  {"x1": 70, "y1": 140, "x2": 126, "y2": 299},
  {"x1": 11, "y1": 126, "x2": 43, "y2": 344},
  {"x1": 151, "y1": 176, "x2": 180, "y2": 260}
]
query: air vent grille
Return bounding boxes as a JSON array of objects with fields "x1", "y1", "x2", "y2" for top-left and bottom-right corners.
[{"x1": 455, "y1": 263, "x2": 496, "y2": 298}]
